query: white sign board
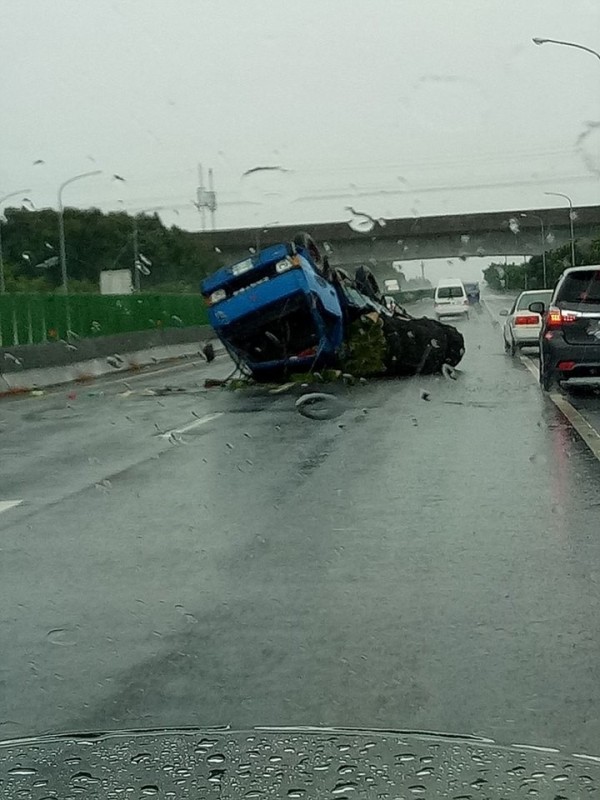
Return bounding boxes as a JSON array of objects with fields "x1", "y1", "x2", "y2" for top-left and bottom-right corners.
[
  {"x1": 383, "y1": 279, "x2": 400, "y2": 292},
  {"x1": 100, "y1": 269, "x2": 133, "y2": 295}
]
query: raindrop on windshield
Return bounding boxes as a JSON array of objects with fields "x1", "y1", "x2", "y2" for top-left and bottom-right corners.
[
  {"x1": 345, "y1": 206, "x2": 376, "y2": 233},
  {"x1": 4, "y1": 353, "x2": 22, "y2": 366},
  {"x1": 131, "y1": 752, "x2": 152, "y2": 764},
  {"x1": 47, "y1": 628, "x2": 77, "y2": 646},
  {"x1": 71, "y1": 771, "x2": 101, "y2": 784},
  {"x1": 8, "y1": 767, "x2": 37, "y2": 776},
  {"x1": 332, "y1": 781, "x2": 357, "y2": 794}
]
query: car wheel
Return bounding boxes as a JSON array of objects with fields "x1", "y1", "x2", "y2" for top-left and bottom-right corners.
[
  {"x1": 503, "y1": 337, "x2": 510, "y2": 353},
  {"x1": 509, "y1": 339, "x2": 518, "y2": 357}
]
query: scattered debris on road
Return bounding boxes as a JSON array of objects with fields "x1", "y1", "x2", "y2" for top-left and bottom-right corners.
[
  {"x1": 202, "y1": 343, "x2": 216, "y2": 363},
  {"x1": 295, "y1": 392, "x2": 345, "y2": 421}
]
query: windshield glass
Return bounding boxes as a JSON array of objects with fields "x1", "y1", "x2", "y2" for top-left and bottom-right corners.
[
  {"x1": 558, "y1": 270, "x2": 600, "y2": 304},
  {"x1": 437, "y1": 286, "x2": 465, "y2": 298},
  {"x1": 2, "y1": 1, "x2": 600, "y2": 792},
  {"x1": 516, "y1": 290, "x2": 553, "y2": 309}
]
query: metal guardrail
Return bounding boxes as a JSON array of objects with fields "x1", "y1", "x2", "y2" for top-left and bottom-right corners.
[{"x1": 0, "y1": 293, "x2": 209, "y2": 347}]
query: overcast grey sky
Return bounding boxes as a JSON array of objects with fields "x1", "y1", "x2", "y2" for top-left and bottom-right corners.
[{"x1": 1, "y1": 0, "x2": 598, "y2": 236}]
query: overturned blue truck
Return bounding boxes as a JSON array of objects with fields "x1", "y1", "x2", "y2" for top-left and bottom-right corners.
[{"x1": 200, "y1": 233, "x2": 465, "y2": 381}]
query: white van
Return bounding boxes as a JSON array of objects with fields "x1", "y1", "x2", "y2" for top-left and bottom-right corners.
[{"x1": 434, "y1": 278, "x2": 470, "y2": 319}]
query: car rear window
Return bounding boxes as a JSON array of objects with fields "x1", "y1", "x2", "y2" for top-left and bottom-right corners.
[
  {"x1": 437, "y1": 286, "x2": 464, "y2": 299},
  {"x1": 517, "y1": 291, "x2": 552, "y2": 310},
  {"x1": 557, "y1": 271, "x2": 600, "y2": 305}
]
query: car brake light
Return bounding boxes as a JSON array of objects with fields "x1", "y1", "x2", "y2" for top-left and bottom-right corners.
[
  {"x1": 546, "y1": 306, "x2": 577, "y2": 329},
  {"x1": 514, "y1": 314, "x2": 539, "y2": 326},
  {"x1": 558, "y1": 361, "x2": 576, "y2": 371}
]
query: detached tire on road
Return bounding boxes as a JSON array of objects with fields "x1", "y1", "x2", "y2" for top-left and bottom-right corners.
[{"x1": 380, "y1": 315, "x2": 465, "y2": 375}]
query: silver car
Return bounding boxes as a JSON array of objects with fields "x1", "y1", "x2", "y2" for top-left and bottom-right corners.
[{"x1": 500, "y1": 289, "x2": 553, "y2": 356}]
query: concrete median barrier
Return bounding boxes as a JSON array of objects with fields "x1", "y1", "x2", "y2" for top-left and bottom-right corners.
[{"x1": 0, "y1": 325, "x2": 219, "y2": 393}]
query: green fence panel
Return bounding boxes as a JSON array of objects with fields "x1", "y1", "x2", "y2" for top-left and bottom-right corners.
[{"x1": 0, "y1": 293, "x2": 210, "y2": 348}]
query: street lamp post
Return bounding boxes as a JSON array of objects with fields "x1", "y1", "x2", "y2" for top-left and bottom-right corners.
[
  {"x1": 532, "y1": 37, "x2": 600, "y2": 62},
  {"x1": 0, "y1": 188, "x2": 31, "y2": 293},
  {"x1": 57, "y1": 170, "x2": 101, "y2": 292},
  {"x1": 520, "y1": 212, "x2": 547, "y2": 287},
  {"x1": 532, "y1": 36, "x2": 597, "y2": 271},
  {"x1": 545, "y1": 191, "x2": 576, "y2": 268}
]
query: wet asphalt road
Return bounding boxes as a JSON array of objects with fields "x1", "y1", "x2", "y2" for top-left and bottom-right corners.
[{"x1": 2, "y1": 302, "x2": 600, "y2": 756}]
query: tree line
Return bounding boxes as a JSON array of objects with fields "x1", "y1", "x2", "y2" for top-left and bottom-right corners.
[
  {"x1": 483, "y1": 234, "x2": 600, "y2": 292},
  {"x1": 0, "y1": 207, "x2": 223, "y2": 293}
]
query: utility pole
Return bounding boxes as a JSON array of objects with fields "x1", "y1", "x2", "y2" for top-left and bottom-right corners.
[
  {"x1": 520, "y1": 213, "x2": 547, "y2": 287},
  {"x1": 545, "y1": 191, "x2": 576, "y2": 268},
  {"x1": 208, "y1": 168, "x2": 216, "y2": 230},
  {"x1": 196, "y1": 163, "x2": 217, "y2": 231},
  {"x1": 197, "y1": 164, "x2": 206, "y2": 230}
]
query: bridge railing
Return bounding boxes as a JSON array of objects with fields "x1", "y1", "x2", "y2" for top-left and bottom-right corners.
[{"x1": 0, "y1": 293, "x2": 209, "y2": 347}]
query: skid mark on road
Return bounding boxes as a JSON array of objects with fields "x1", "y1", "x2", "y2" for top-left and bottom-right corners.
[
  {"x1": 0, "y1": 500, "x2": 23, "y2": 514},
  {"x1": 520, "y1": 353, "x2": 600, "y2": 463}
]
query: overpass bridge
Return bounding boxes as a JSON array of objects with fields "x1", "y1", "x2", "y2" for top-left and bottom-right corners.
[{"x1": 199, "y1": 205, "x2": 600, "y2": 278}]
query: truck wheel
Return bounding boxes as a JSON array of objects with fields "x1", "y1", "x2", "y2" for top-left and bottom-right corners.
[
  {"x1": 354, "y1": 265, "x2": 381, "y2": 301},
  {"x1": 293, "y1": 232, "x2": 327, "y2": 276}
]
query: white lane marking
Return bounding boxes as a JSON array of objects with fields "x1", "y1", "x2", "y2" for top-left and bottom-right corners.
[
  {"x1": 0, "y1": 500, "x2": 23, "y2": 514},
  {"x1": 550, "y1": 393, "x2": 600, "y2": 461},
  {"x1": 481, "y1": 297, "x2": 498, "y2": 326},
  {"x1": 520, "y1": 354, "x2": 600, "y2": 462},
  {"x1": 519, "y1": 353, "x2": 539, "y2": 380},
  {"x1": 159, "y1": 412, "x2": 223, "y2": 439}
]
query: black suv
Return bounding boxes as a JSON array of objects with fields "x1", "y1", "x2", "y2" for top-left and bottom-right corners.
[{"x1": 530, "y1": 266, "x2": 600, "y2": 391}]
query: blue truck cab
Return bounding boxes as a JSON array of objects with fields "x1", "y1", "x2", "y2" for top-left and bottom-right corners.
[{"x1": 201, "y1": 243, "x2": 344, "y2": 378}]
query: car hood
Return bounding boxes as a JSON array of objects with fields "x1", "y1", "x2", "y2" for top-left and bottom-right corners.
[{"x1": 1, "y1": 726, "x2": 599, "y2": 798}]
